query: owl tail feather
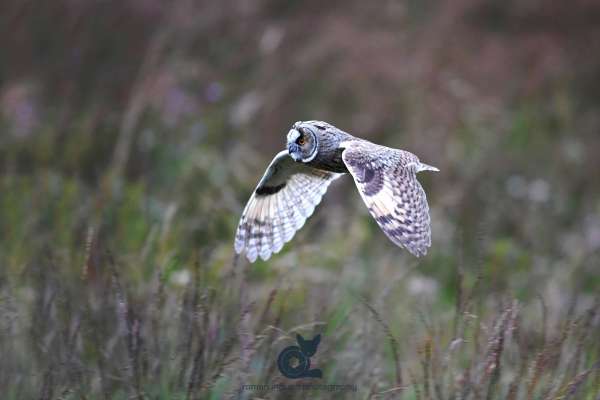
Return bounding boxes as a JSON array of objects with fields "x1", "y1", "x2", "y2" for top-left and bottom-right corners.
[{"x1": 417, "y1": 162, "x2": 440, "y2": 173}]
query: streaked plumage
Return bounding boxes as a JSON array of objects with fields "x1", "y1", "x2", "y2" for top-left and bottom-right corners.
[{"x1": 234, "y1": 120, "x2": 438, "y2": 262}]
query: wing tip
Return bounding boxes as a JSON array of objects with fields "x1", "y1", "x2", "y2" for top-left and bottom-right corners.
[
  {"x1": 406, "y1": 240, "x2": 432, "y2": 257},
  {"x1": 259, "y1": 248, "x2": 273, "y2": 261},
  {"x1": 387, "y1": 232, "x2": 432, "y2": 257},
  {"x1": 234, "y1": 239, "x2": 244, "y2": 254},
  {"x1": 234, "y1": 241, "x2": 281, "y2": 263}
]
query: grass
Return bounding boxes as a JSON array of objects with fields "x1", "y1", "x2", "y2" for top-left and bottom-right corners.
[
  {"x1": 1, "y1": 122, "x2": 599, "y2": 398},
  {"x1": 2, "y1": 240, "x2": 599, "y2": 399}
]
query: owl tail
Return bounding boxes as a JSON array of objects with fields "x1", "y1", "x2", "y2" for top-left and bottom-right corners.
[{"x1": 417, "y1": 162, "x2": 440, "y2": 173}]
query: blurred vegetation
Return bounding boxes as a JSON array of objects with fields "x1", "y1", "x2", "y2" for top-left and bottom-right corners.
[{"x1": 1, "y1": 0, "x2": 599, "y2": 398}]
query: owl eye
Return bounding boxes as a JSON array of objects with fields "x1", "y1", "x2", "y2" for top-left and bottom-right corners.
[{"x1": 297, "y1": 136, "x2": 306, "y2": 146}]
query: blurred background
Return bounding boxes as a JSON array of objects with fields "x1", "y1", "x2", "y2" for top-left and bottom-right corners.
[{"x1": 1, "y1": 1, "x2": 599, "y2": 399}]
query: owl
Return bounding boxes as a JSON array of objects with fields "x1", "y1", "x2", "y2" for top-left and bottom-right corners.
[{"x1": 234, "y1": 121, "x2": 439, "y2": 262}]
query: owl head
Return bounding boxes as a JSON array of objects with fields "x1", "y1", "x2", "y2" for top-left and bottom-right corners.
[{"x1": 287, "y1": 121, "x2": 321, "y2": 163}]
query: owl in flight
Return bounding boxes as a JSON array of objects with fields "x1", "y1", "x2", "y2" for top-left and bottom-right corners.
[{"x1": 234, "y1": 121, "x2": 439, "y2": 262}]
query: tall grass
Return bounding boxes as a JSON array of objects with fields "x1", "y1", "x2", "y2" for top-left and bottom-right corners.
[
  {"x1": 1, "y1": 224, "x2": 598, "y2": 398},
  {"x1": 2, "y1": 1, "x2": 600, "y2": 398}
]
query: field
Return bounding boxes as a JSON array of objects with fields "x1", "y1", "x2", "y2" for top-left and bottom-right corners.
[{"x1": 1, "y1": 1, "x2": 600, "y2": 399}]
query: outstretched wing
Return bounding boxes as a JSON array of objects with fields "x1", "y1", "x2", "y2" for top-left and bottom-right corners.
[
  {"x1": 341, "y1": 140, "x2": 434, "y2": 257},
  {"x1": 235, "y1": 150, "x2": 340, "y2": 262}
]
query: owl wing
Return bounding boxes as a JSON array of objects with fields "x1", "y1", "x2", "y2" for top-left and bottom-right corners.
[
  {"x1": 341, "y1": 140, "x2": 433, "y2": 257},
  {"x1": 235, "y1": 150, "x2": 341, "y2": 262}
]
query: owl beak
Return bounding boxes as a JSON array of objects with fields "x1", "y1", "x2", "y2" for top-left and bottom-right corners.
[{"x1": 288, "y1": 143, "x2": 301, "y2": 161}]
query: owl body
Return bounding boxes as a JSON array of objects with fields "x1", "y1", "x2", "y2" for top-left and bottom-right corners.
[
  {"x1": 306, "y1": 145, "x2": 348, "y2": 174},
  {"x1": 235, "y1": 120, "x2": 439, "y2": 262},
  {"x1": 292, "y1": 121, "x2": 352, "y2": 173}
]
